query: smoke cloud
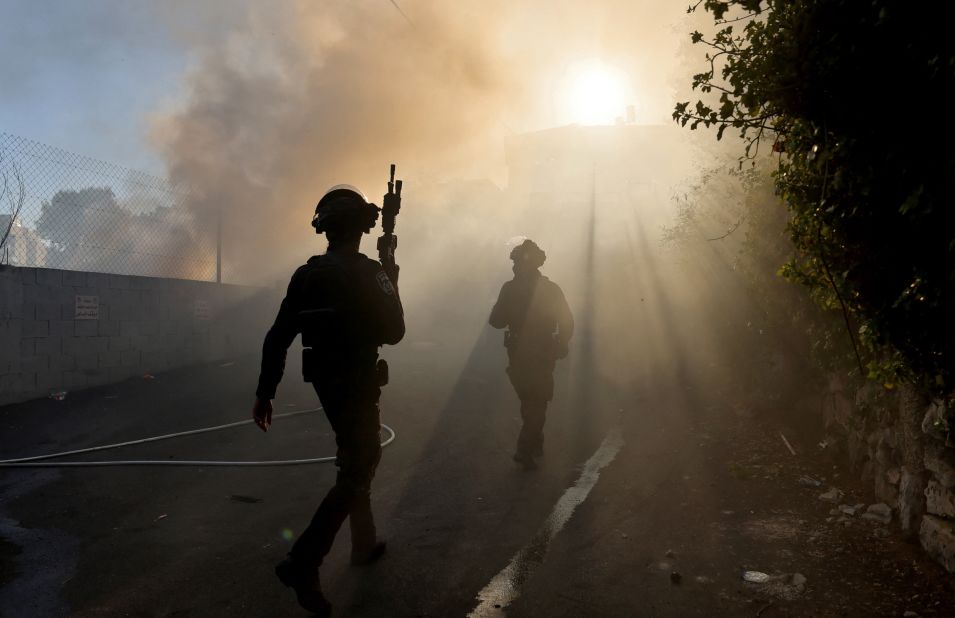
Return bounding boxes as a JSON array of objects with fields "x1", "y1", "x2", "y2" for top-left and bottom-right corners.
[{"x1": 150, "y1": 0, "x2": 690, "y2": 283}]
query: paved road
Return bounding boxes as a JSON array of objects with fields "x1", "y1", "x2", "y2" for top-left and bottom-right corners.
[
  {"x1": 3, "y1": 329, "x2": 954, "y2": 617},
  {"x1": 3, "y1": 198, "x2": 954, "y2": 616}
]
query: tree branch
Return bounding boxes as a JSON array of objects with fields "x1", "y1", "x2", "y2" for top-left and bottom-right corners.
[{"x1": 707, "y1": 217, "x2": 743, "y2": 241}]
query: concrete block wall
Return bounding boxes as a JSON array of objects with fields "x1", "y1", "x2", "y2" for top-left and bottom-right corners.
[{"x1": 0, "y1": 265, "x2": 278, "y2": 406}]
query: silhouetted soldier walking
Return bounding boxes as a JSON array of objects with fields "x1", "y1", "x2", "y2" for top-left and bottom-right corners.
[
  {"x1": 252, "y1": 184, "x2": 404, "y2": 616},
  {"x1": 489, "y1": 239, "x2": 574, "y2": 470}
]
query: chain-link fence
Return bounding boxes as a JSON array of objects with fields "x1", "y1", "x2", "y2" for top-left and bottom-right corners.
[{"x1": 0, "y1": 132, "x2": 218, "y2": 281}]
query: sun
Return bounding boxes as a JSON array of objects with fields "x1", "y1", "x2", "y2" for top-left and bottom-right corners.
[{"x1": 556, "y1": 61, "x2": 631, "y2": 126}]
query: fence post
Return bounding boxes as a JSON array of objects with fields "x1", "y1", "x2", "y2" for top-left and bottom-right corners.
[{"x1": 216, "y1": 208, "x2": 222, "y2": 284}]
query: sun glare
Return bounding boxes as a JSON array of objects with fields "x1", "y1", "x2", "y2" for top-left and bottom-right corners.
[{"x1": 557, "y1": 61, "x2": 631, "y2": 126}]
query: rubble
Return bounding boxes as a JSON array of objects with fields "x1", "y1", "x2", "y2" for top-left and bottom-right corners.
[
  {"x1": 838, "y1": 504, "x2": 862, "y2": 516},
  {"x1": 862, "y1": 503, "x2": 893, "y2": 524},
  {"x1": 819, "y1": 488, "x2": 844, "y2": 503}
]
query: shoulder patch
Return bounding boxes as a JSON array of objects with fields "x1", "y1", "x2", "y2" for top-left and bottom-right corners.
[{"x1": 376, "y1": 271, "x2": 396, "y2": 296}]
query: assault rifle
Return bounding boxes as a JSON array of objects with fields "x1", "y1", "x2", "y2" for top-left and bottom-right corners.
[{"x1": 377, "y1": 164, "x2": 402, "y2": 284}]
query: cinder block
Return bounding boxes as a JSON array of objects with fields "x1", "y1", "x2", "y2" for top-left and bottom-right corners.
[
  {"x1": 120, "y1": 321, "x2": 140, "y2": 337},
  {"x1": 20, "y1": 284, "x2": 43, "y2": 304},
  {"x1": 129, "y1": 276, "x2": 159, "y2": 291},
  {"x1": 131, "y1": 334, "x2": 162, "y2": 352},
  {"x1": 63, "y1": 371, "x2": 88, "y2": 389},
  {"x1": 98, "y1": 351, "x2": 122, "y2": 367},
  {"x1": 17, "y1": 372, "x2": 37, "y2": 392},
  {"x1": 49, "y1": 355, "x2": 76, "y2": 372},
  {"x1": 85, "y1": 272, "x2": 110, "y2": 289},
  {"x1": 0, "y1": 372, "x2": 22, "y2": 395},
  {"x1": 73, "y1": 354, "x2": 99, "y2": 370},
  {"x1": 62, "y1": 337, "x2": 86, "y2": 356},
  {"x1": 84, "y1": 368, "x2": 110, "y2": 387},
  {"x1": 99, "y1": 289, "x2": 121, "y2": 308},
  {"x1": 35, "y1": 268, "x2": 62, "y2": 287},
  {"x1": 109, "y1": 336, "x2": 131, "y2": 352},
  {"x1": 36, "y1": 371, "x2": 63, "y2": 393},
  {"x1": 35, "y1": 337, "x2": 62, "y2": 355},
  {"x1": 74, "y1": 320, "x2": 98, "y2": 337},
  {"x1": 21, "y1": 320, "x2": 49, "y2": 337},
  {"x1": 20, "y1": 338, "x2": 36, "y2": 356},
  {"x1": 62, "y1": 270, "x2": 86, "y2": 286},
  {"x1": 109, "y1": 367, "x2": 134, "y2": 384},
  {"x1": 141, "y1": 351, "x2": 165, "y2": 371},
  {"x1": 33, "y1": 299, "x2": 61, "y2": 321},
  {"x1": 20, "y1": 355, "x2": 49, "y2": 373},
  {"x1": 48, "y1": 320, "x2": 73, "y2": 337},
  {"x1": 92, "y1": 337, "x2": 110, "y2": 353},
  {"x1": 18, "y1": 268, "x2": 37, "y2": 285},
  {"x1": 107, "y1": 274, "x2": 128, "y2": 289},
  {"x1": 97, "y1": 320, "x2": 121, "y2": 336},
  {"x1": 121, "y1": 349, "x2": 141, "y2": 367},
  {"x1": 139, "y1": 321, "x2": 159, "y2": 336}
]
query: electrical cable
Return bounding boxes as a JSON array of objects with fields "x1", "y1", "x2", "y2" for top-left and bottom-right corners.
[{"x1": 0, "y1": 408, "x2": 396, "y2": 468}]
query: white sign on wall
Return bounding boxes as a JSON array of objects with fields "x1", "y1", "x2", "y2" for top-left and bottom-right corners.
[
  {"x1": 75, "y1": 295, "x2": 99, "y2": 320},
  {"x1": 194, "y1": 299, "x2": 211, "y2": 320}
]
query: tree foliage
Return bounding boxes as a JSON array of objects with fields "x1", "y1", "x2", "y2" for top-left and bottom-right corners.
[{"x1": 675, "y1": 0, "x2": 955, "y2": 393}]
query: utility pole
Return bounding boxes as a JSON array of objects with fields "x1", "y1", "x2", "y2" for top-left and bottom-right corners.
[{"x1": 216, "y1": 208, "x2": 222, "y2": 284}]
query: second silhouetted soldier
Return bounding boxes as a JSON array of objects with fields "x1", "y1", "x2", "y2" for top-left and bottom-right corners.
[
  {"x1": 252, "y1": 185, "x2": 404, "y2": 616},
  {"x1": 489, "y1": 239, "x2": 574, "y2": 470}
]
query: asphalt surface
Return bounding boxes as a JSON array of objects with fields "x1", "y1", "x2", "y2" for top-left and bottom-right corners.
[
  {"x1": 3, "y1": 323, "x2": 955, "y2": 617},
  {"x1": 1, "y1": 190, "x2": 953, "y2": 616}
]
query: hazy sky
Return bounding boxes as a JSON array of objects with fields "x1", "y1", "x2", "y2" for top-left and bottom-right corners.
[
  {"x1": 0, "y1": 1, "x2": 184, "y2": 172},
  {"x1": 0, "y1": 0, "x2": 717, "y2": 283},
  {"x1": 0, "y1": 0, "x2": 694, "y2": 176}
]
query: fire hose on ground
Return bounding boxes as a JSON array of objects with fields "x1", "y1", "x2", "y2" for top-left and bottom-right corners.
[{"x1": 0, "y1": 408, "x2": 396, "y2": 468}]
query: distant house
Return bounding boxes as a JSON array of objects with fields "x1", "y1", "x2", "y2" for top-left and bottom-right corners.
[{"x1": 0, "y1": 215, "x2": 48, "y2": 267}]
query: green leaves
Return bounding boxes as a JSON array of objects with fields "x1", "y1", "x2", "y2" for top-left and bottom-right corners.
[{"x1": 675, "y1": 0, "x2": 955, "y2": 394}]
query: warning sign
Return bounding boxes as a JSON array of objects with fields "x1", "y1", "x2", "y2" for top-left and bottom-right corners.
[
  {"x1": 75, "y1": 295, "x2": 99, "y2": 320},
  {"x1": 194, "y1": 299, "x2": 211, "y2": 320}
]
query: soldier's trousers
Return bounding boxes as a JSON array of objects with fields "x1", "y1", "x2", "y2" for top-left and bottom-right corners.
[
  {"x1": 289, "y1": 379, "x2": 382, "y2": 569},
  {"x1": 517, "y1": 399, "x2": 547, "y2": 456},
  {"x1": 506, "y1": 355, "x2": 555, "y2": 458}
]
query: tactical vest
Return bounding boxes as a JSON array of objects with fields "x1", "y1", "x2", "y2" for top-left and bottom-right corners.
[{"x1": 297, "y1": 254, "x2": 379, "y2": 384}]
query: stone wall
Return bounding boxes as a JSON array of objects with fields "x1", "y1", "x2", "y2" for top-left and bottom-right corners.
[
  {"x1": 0, "y1": 265, "x2": 277, "y2": 406},
  {"x1": 825, "y1": 376, "x2": 955, "y2": 572}
]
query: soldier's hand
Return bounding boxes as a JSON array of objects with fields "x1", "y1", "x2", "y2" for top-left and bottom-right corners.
[
  {"x1": 556, "y1": 340, "x2": 570, "y2": 359},
  {"x1": 253, "y1": 397, "x2": 273, "y2": 432}
]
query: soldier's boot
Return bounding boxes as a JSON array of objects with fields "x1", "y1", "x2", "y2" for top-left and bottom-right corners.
[
  {"x1": 512, "y1": 451, "x2": 538, "y2": 470},
  {"x1": 351, "y1": 541, "x2": 387, "y2": 566},
  {"x1": 275, "y1": 557, "x2": 331, "y2": 617}
]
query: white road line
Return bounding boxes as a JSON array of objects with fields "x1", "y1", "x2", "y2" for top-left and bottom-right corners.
[{"x1": 468, "y1": 428, "x2": 625, "y2": 617}]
